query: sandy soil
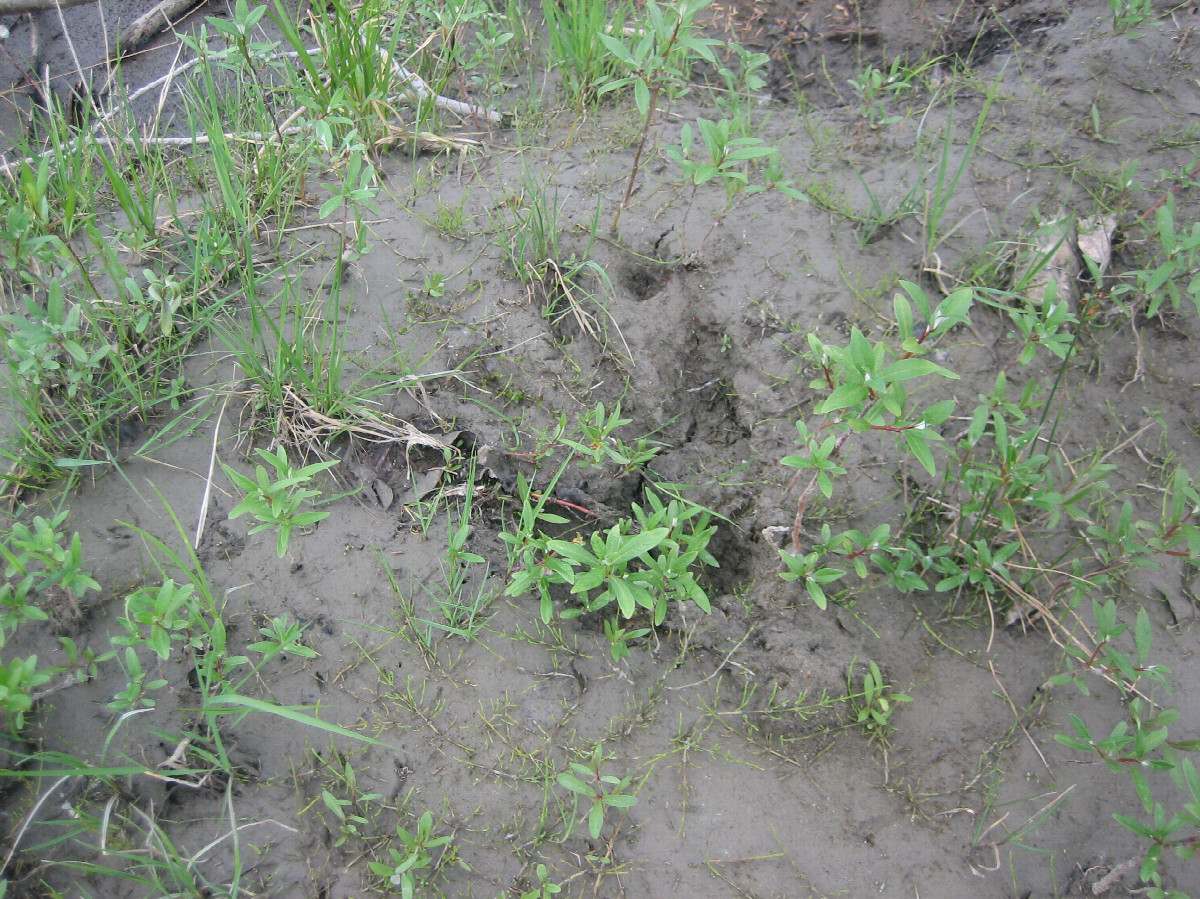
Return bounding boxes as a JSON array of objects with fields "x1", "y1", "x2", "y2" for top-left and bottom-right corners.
[{"x1": 3, "y1": 0, "x2": 1200, "y2": 896}]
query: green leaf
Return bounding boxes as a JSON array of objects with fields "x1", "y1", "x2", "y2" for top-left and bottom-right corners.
[
  {"x1": 598, "y1": 33, "x2": 635, "y2": 66},
  {"x1": 1135, "y1": 607, "x2": 1153, "y2": 667},
  {"x1": 547, "y1": 540, "x2": 598, "y2": 567},
  {"x1": 848, "y1": 328, "x2": 875, "y2": 371},
  {"x1": 904, "y1": 430, "x2": 937, "y2": 476},
  {"x1": 1114, "y1": 813, "x2": 1157, "y2": 839},
  {"x1": 932, "y1": 287, "x2": 975, "y2": 329},
  {"x1": 894, "y1": 292, "x2": 914, "y2": 339},
  {"x1": 805, "y1": 580, "x2": 828, "y2": 610},
  {"x1": 817, "y1": 383, "x2": 868, "y2": 414},
  {"x1": 923, "y1": 399, "x2": 956, "y2": 427},
  {"x1": 319, "y1": 195, "x2": 344, "y2": 219},
  {"x1": 1130, "y1": 766, "x2": 1155, "y2": 814},
  {"x1": 634, "y1": 79, "x2": 650, "y2": 116},
  {"x1": 205, "y1": 693, "x2": 383, "y2": 745},
  {"x1": 557, "y1": 773, "x2": 591, "y2": 795},
  {"x1": 880, "y1": 357, "x2": 958, "y2": 382},
  {"x1": 596, "y1": 76, "x2": 635, "y2": 96},
  {"x1": 611, "y1": 528, "x2": 670, "y2": 565},
  {"x1": 727, "y1": 144, "x2": 777, "y2": 160},
  {"x1": 588, "y1": 801, "x2": 605, "y2": 838},
  {"x1": 609, "y1": 577, "x2": 649, "y2": 618}
]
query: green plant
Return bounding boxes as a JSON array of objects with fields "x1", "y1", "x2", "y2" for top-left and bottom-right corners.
[
  {"x1": 203, "y1": 0, "x2": 288, "y2": 143},
  {"x1": 0, "y1": 512, "x2": 103, "y2": 729},
  {"x1": 1110, "y1": 0, "x2": 1156, "y2": 36},
  {"x1": 322, "y1": 788, "x2": 375, "y2": 848},
  {"x1": 782, "y1": 281, "x2": 972, "y2": 557},
  {"x1": 998, "y1": 283, "x2": 1079, "y2": 366},
  {"x1": 500, "y1": 408, "x2": 715, "y2": 658},
  {"x1": 1053, "y1": 603, "x2": 1200, "y2": 897},
  {"x1": 1111, "y1": 196, "x2": 1200, "y2": 318},
  {"x1": 0, "y1": 512, "x2": 100, "y2": 626},
  {"x1": 413, "y1": 0, "x2": 513, "y2": 114},
  {"x1": 2, "y1": 284, "x2": 110, "y2": 430},
  {"x1": 112, "y1": 578, "x2": 198, "y2": 662},
  {"x1": 778, "y1": 532, "x2": 847, "y2": 611},
  {"x1": 215, "y1": 267, "x2": 427, "y2": 447},
  {"x1": 664, "y1": 116, "x2": 804, "y2": 256},
  {"x1": 558, "y1": 401, "x2": 661, "y2": 474},
  {"x1": 508, "y1": 186, "x2": 627, "y2": 356},
  {"x1": 850, "y1": 165, "x2": 923, "y2": 246},
  {"x1": 520, "y1": 863, "x2": 563, "y2": 899},
  {"x1": 367, "y1": 810, "x2": 460, "y2": 899},
  {"x1": 557, "y1": 742, "x2": 639, "y2": 839},
  {"x1": 423, "y1": 272, "x2": 448, "y2": 298},
  {"x1": 847, "y1": 60, "x2": 915, "y2": 128},
  {"x1": 426, "y1": 195, "x2": 469, "y2": 240},
  {"x1": 278, "y1": 0, "x2": 408, "y2": 145},
  {"x1": 111, "y1": 492, "x2": 336, "y2": 719},
  {"x1": 849, "y1": 659, "x2": 911, "y2": 737},
  {"x1": 598, "y1": 0, "x2": 721, "y2": 230},
  {"x1": 509, "y1": 489, "x2": 717, "y2": 660},
  {"x1": 417, "y1": 459, "x2": 496, "y2": 639},
  {"x1": 711, "y1": 41, "x2": 770, "y2": 127},
  {"x1": 120, "y1": 269, "x2": 191, "y2": 338},
  {"x1": 542, "y1": 0, "x2": 630, "y2": 107},
  {"x1": 666, "y1": 116, "x2": 778, "y2": 201},
  {"x1": 316, "y1": 140, "x2": 381, "y2": 262},
  {"x1": 318, "y1": 756, "x2": 383, "y2": 848},
  {"x1": 96, "y1": 141, "x2": 168, "y2": 260},
  {"x1": 917, "y1": 85, "x2": 997, "y2": 271},
  {"x1": 223, "y1": 446, "x2": 339, "y2": 557}
]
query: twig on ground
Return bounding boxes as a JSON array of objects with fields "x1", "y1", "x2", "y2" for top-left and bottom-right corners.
[
  {"x1": 0, "y1": 40, "x2": 498, "y2": 178},
  {"x1": 1091, "y1": 852, "x2": 1144, "y2": 894},
  {"x1": 195, "y1": 381, "x2": 233, "y2": 551},
  {"x1": 0, "y1": 0, "x2": 93, "y2": 12},
  {"x1": 391, "y1": 60, "x2": 503, "y2": 125}
]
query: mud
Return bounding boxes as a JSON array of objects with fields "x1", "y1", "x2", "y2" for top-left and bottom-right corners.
[{"x1": 4, "y1": 0, "x2": 1200, "y2": 896}]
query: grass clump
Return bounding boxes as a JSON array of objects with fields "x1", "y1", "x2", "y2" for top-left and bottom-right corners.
[{"x1": 542, "y1": 0, "x2": 631, "y2": 108}]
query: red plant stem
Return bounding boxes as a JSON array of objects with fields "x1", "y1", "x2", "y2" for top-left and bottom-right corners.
[
  {"x1": 610, "y1": 79, "x2": 662, "y2": 233},
  {"x1": 610, "y1": 16, "x2": 687, "y2": 233}
]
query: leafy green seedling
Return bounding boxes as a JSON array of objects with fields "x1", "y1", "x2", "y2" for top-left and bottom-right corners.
[
  {"x1": 322, "y1": 789, "x2": 374, "y2": 848},
  {"x1": 778, "y1": 546, "x2": 846, "y2": 610},
  {"x1": 423, "y1": 272, "x2": 447, "y2": 297},
  {"x1": 520, "y1": 863, "x2": 563, "y2": 899},
  {"x1": 851, "y1": 660, "x2": 911, "y2": 737},
  {"x1": 113, "y1": 578, "x2": 196, "y2": 661},
  {"x1": 223, "y1": 446, "x2": 339, "y2": 557},
  {"x1": 666, "y1": 116, "x2": 777, "y2": 201},
  {"x1": 847, "y1": 59, "x2": 921, "y2": 128},
  {"x1": 367, "y1": 811, "x2": 461, "y2": 899},
  {"x1": 1110, "y1": 0, "x2": 1156, "y2": 36},
  {"x1": 248, "y1": 614, "x2": 318, "y2": 662},
  {"x1": 557, "y1": 743, "x2": 639, "y2": 838},
  {"x1": 559, "y1": 401, "x2": 660, "y2": 473}
]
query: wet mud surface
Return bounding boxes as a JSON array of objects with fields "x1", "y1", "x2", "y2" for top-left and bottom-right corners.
[{"x1": 3, "y1": 0, "x2": 1200, "y2": 896}]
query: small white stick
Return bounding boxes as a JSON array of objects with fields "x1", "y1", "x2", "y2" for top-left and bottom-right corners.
[{"x1": 195, "y1": 378, "x2": 233, "y2": 550}]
